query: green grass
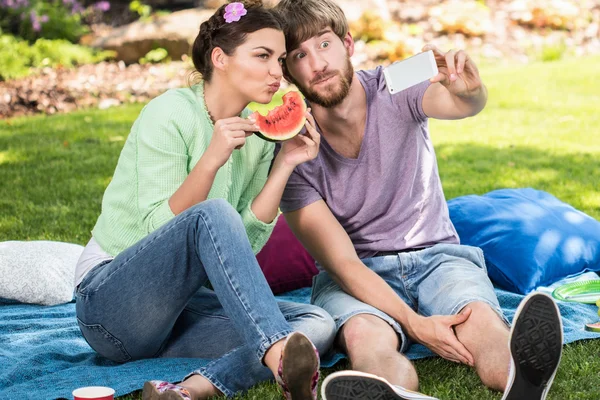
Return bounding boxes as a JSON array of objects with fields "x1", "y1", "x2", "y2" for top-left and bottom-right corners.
[{"x1": 2, "y1": 56, "x2": 600, "y2": 399}]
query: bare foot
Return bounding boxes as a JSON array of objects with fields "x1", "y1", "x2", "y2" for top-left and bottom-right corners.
[{"x1": 178, "y1": 374, "x2": 221, "y2": 400}]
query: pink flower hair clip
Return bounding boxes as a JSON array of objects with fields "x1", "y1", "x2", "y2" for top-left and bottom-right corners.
[{"x1": 224, "y1": 2, "x2": 247, "y2": 23}]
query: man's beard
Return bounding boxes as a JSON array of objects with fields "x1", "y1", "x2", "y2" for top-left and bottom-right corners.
[{"x1": 294, "y1": 55, "x2": 354, "y2": 108}]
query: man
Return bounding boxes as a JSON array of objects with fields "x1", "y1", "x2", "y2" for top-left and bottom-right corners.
[{"x1": 274, "y1": 0, "x2": 563, "y2": 399}]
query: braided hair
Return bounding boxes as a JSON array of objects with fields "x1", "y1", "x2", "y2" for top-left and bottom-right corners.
[{"x1": 192, "y1": 0, "x2": 282, "y2": 82}]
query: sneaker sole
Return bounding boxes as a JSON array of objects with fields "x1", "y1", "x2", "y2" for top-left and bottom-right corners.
[
  {"x1": 142, "y1": 381, "x2": 187, "y2": 400},
  {"x1": 282, "y1": 332, "x2": 319, "y2": 400},
  {"x1": 322, "y1": 371, "x2": 437, "y2": 400},
  {"x1": 502, "y1": 292, "x2": 563, "y2": 400}
]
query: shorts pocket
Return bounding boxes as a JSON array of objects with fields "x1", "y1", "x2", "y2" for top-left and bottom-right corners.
[
  {"x1": 310, "y1": 274, "x2": 319, "y2": 304},
  {"x1": 77, "y1": 318, "x2": 131, "y2": 363},
  {"x1": 474, "y1": 247, "x2": 488, "y2": 274},
  {"x1": 310, "y1": 272, "x2": 338, "y2": 306}
]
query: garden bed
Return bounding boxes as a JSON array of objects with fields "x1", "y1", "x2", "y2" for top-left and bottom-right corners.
[{"x1": 1, "y1": 0, "x2": 600, "y2": 119}]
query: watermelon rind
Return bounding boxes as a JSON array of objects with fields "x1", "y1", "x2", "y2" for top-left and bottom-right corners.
[{"x1": 254, "y1": 131, "x2": 299, "y2": 143}]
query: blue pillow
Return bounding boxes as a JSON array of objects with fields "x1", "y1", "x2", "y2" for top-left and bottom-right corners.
[{"x1": 448, "y1": 188, "x2": 600, "y2": 294}]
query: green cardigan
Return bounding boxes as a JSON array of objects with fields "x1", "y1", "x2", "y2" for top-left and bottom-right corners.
[{"x1": 92, "y1": 83, "x2": 277, "y2": 257}]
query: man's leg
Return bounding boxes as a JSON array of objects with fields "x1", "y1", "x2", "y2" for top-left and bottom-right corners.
[
  {"x1": 414, "y1": 244, "x2": 563, "y2": 399},
  {"x1": 453, "y1": 301, "x2": 510, "y2": 390},
  {"x1": 310, "y1": 266, "x2": 420, "y2": 391},
  {"x1": 338, "y1": 314, "x2": 418, "y2": 391},
  {"x1": 452, "y1": 293, "x2": 563, "y2": 400},
  {"x1": 411, "y1": 244, "x2": 512, "y2": 391},
  {"x1": 311, "y1": 258, "x2": 441, "y2": 400},
  {"x1": 501, "y1": 292, "x2": 562, "y2": 400}
]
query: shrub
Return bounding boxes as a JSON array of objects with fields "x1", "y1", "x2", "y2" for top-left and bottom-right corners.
[
  {"x1": 139, "y1": 47, "x2": 169, "y2": 64},
  {"x1": 349, "y1": 11, "x2": 389, "y2": 43},
  {"x1": 0, "y1": 34, "x2": 31, "y2": 80},
  {"x1": 429, "y1": 0, "x2": 493, "y2": 37},
  {"x1": 0, "y1": 0, "x2": 103, "y2": 42},
  {"x1": 0, "y1": 33, "x2": 115, "y2": 81},
  {"x1": 365, "y1": 39, "x2": 409, "y2": 63},
  {"x1": 129, "y1": 0, "x2": 152, "y2": 20},
  {"x1": 508, "y1": 0, "x2": 585, "y2": 31}
]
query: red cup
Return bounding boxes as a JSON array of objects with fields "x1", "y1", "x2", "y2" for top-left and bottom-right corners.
[{"x1": 72, "y1": 386, "x2": 115, "y2": 400}]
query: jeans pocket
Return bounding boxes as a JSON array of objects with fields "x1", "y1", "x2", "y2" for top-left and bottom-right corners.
[{"x1": 77, "y1": 318, "x2": 131, "y2": 363}]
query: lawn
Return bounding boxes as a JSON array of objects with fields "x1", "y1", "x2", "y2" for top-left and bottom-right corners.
[{"x1": 1, "y1": 55, "x2": 600, "y2": 400}]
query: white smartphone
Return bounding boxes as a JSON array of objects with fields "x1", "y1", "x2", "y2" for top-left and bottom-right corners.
[{"x1": 383, "y1": 50, "x2": 439, "y2": 94}]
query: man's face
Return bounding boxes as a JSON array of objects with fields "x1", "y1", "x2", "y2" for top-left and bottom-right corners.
[{"x1": 285, "y1": 28, "x2": 354, "y2": 108}]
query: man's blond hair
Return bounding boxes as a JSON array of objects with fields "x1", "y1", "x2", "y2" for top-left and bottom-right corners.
[{"x1": 274, "y1": 0, "x2": 348, "y2": 53}]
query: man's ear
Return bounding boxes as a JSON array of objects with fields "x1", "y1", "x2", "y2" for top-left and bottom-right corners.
[
  {"x1": 343, "y1": 31, "x2": 355, "y2": 57},
  {"x1": 211, "y1": 47, "x2": 228, "y2": 73}
]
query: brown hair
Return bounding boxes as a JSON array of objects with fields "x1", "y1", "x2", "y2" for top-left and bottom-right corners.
[
  {"x1": 192, "y1": 0, "x2": 283, "y2": 82},
  {"x1": 274, "y1": 0, "x2": 348, "y2": 53}
]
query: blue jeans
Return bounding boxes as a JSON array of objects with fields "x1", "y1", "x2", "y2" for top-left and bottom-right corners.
[
  {"x1": 76, "y1": 199, "x2": 336, "y2": 397},
  {"x1": 312, "y1": 243, "x2": 508, "y2": 353}
]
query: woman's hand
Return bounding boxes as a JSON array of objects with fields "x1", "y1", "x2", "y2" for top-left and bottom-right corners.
[
  {"x1": 277, "y1": 109, "x2": 321, "y2": 169},
  {"x1": 203, "y1": 116, "x2": 257, "y2": 169}
]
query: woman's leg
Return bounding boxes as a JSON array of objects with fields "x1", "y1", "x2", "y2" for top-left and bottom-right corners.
[
  {"x1": 76, "y1": 199, "x2": 293, "y2": 367},
  {"x1": 157, "y1": 289, "x2": 336, "y2": 398}
]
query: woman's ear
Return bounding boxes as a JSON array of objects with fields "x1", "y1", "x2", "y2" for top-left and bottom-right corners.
[{"x1": 211, "y1": 47, "x2": 228, "y2": 73}]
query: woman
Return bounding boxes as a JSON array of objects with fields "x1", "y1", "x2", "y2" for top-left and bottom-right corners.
[{"x1": 74, "y1": 1, "x2": 335, "y2": 399}]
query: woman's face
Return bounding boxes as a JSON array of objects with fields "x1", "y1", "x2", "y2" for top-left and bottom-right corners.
[{"x1": 225, "y1": 28, "x2": 287, "y2": 105}]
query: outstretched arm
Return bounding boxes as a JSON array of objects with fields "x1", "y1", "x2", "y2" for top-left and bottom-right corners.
[{"x1": 422, "y1": 44, "x2": 488, "y2": 120}]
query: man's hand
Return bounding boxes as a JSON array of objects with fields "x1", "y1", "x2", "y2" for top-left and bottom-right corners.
[
  {"x1": 405, "y1": 307, "x2": 475, "y2": 366},
  {"x1": 421, "y1": 45, "x2": 487, "y2": 119},
  {"x1": 423, "y1": 44, "x2": 483, "y2": 99}
]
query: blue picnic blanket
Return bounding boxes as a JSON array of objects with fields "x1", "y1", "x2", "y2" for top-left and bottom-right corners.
[{"x1": 1, "y1": 273, "x2": 599, "y2": 400}]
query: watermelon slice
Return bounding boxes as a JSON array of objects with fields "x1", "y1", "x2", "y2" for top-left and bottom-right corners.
[
  {"x1": 250, "y1": 91, "x2": 307, "y2": 142},
  {"x1": 585, "y1": 322, "x2": 600, "y2": 333}
]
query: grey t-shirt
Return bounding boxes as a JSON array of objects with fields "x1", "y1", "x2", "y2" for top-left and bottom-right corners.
[{"x1": 280, "y1": 67, "x2": 459, "y2": 259}]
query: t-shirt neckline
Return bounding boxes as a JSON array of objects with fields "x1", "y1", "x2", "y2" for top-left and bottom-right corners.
[{"x1": 314, "y1": 72, "x2": 370, "y2": 165}]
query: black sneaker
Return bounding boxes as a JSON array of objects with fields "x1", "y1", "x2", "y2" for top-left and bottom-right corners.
[
  {"x1": 502, "y1": 292, "x2": 563, "y2": 400},
  {"x1": 321, "y1": 370, "x2": 438, "y2": 400}
]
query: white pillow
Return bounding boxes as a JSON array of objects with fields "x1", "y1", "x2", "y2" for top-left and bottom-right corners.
[{"x1": 0, "y1": 241, "x2": 83, "y2": 306}]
